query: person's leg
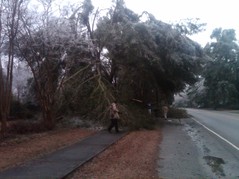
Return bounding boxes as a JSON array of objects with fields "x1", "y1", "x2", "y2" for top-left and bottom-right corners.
[
  {"x1": 114, "y1": 119, "x2": 119, "y2": 132},
  {"x1": 164, "y1": 112, "x2": 167, "y2": 120},
  {"x1": 108, "y1": 119, "x2": 114, "y2": 132},
  {"x1": 148, "y1": 109, "x2": 152, "y2": 115}
]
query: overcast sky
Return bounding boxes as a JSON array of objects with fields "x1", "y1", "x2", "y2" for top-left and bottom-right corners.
[
  {"x1": 92, "y1": 0, "x2": 239, "y2": 46},
  {"x1": 32, "y1": 0, "x2": 238, "y2": 46}
]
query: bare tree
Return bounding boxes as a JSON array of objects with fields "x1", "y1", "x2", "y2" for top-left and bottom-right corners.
[
  {"x1": 0, "y1": 0, "x2": 4, "y2": 136},
  {"x1": 0, "y1": 0, "x2": 25, "y2": 137},
  {"x1": 16, "y1": 0, "x2": 77, "y2": 129}
]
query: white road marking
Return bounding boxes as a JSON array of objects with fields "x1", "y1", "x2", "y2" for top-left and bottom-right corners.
[{"x1": 192, "y1": 117, "x2": 239, "y2": 151}]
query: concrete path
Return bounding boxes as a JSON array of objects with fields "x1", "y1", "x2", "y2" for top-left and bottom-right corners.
[
  {"x1": 0, "y1": 130, "x2": 126, "y2": 179},
  {"x1": 157, "y1": 119, "x2": 211, "y2": 178}
]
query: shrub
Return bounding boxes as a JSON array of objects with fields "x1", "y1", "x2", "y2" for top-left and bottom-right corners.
[
  {"x1": 168, "y1": 107, "x2": 188, "y2": 118},
  {"x1": 10, "y1": 100, "x2": 39, "y2": 120},
  {"x1": 7, "y1": 121, "x2": 47, "y2": 134},
  {"x1": 126, "y1": 103, "x2": 156, "y2": 130}
]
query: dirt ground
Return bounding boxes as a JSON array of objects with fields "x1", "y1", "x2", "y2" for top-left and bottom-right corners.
[
  {"x1": 0, "y1": 127, "x2": 161, "y2": 178},
  {"x1": 0, "y1": 128, "x2": 95, "y2": 172}
]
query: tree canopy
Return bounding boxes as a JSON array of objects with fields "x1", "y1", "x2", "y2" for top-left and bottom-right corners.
[
  {"x1": 94, "y1": 1, "x2": 204, "y2": 105},
  {"x1": 0, "y1": 0, "x2": 207, "y2": 135},
  {"x1": 185, "y1": 28, "x2": 239, "y2": 109}
]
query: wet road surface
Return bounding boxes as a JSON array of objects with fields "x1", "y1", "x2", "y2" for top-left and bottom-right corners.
[
  {"x1": 187, "y1": 108, "x2": 239, "y2": 149},
  {"x1": 158, "y1": 110, "x2": 239, "y2": 178}
]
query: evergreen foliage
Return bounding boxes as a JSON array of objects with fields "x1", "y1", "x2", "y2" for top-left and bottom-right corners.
[{"x1": 186, "y1": 28, "x2": 239, "y2": 109}]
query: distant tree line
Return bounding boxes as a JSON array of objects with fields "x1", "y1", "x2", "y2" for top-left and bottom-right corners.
[{"x1": 185, "y1": 28, "x2": 239, "y2": 109}]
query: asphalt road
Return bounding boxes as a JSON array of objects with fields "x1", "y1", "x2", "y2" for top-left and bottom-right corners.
[
  {"x1": 187, "y1": 108, "x2": 239, "y2": 149},
  {"x1": 158, "y1": 109, "x2": 239, "y2": 178}
]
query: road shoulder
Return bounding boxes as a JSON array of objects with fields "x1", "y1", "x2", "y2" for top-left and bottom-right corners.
[{"x1": 157, "y1": 119, "x2": 211, "y2": 178}]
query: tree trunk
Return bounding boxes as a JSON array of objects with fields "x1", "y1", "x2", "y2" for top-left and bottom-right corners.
[
  {"x1": 42, "y1": 109, "x2": 55, "y2": 130},
  {"x1": 0, "y1": 0, "x2": 24, "y2": 137},
  {"x1": 0, "y1": 113, "x2": 7, "y2": 138}
]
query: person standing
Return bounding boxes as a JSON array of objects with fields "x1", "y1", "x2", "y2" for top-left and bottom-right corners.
[
  {"x1": 108, "y1": 102, "x2": 120, "y2": 133},
  {"x1": 147, "y1": 103, "x2": 152, "y2": 115},
  {"x1": 162, "y1": 105, "x2": 169, "y2": 120}
]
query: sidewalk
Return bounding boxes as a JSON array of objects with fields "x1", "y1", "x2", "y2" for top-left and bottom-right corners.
[
  {"x1": 0, "y1": 130, "x2": 126, "y2": 179},
  {"x1": 157, "y1": 118, "x2": 213, "y2": 178}
]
